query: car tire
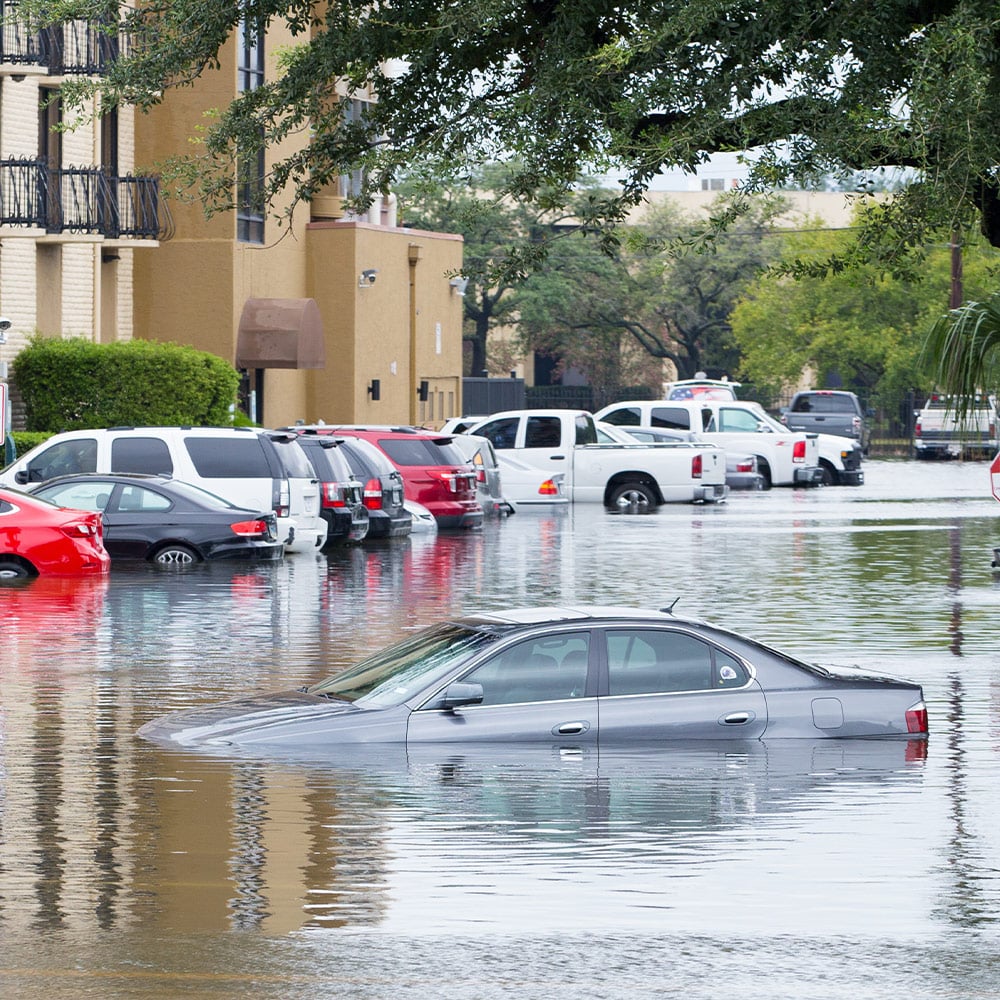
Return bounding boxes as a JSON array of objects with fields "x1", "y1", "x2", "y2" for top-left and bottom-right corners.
[
  {"x1": 608, "y1": 481, "x2": 657, "y2": 507},
  {"x1": 152, "y1": 544, "x2": 200, "y2": 567},
  {"x1": 0, "y1": 559, "x2": 32, "y2": 580},
  {"x1": 756, "y1": 461, "x2": 773, "y2": 490}
]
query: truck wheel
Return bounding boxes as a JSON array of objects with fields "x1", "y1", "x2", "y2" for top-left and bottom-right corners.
[
  {"x1": 819, "y1": 461, "x2": 838, "y2": 486},
  {"x1": 756, "y1": 461, "x2": 773, "y2": 490},
  {"x1": 609, "y1": 482, "x2": 657, "y2": 507}
]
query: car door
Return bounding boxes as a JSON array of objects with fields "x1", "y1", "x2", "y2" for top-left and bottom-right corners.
[
  {"x1": 406, "y1": 630, "x2": 598, "y2": 743},
  {"x1": 596, "y1": 626, "x2": 767, "y2": 741}
]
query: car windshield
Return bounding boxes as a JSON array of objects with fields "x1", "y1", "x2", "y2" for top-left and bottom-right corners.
[{"x1": 306, "y1": 623, "x2": 500, "y2": 708}]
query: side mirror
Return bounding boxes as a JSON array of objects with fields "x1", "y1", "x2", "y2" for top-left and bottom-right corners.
[
  {"x1": 440, "y1": 681, "x2": 484, "y2": 711},
  {"x1": 14, "y1": 470, "x2": 28, "y2": 485}
]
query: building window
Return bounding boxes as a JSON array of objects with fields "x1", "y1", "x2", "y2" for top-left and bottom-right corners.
[
  {"x1": 236, "y1": 11, "x2": 265, "y2": 243},
  {"x1": 700, "y1": 178, "x2": 725, "y2": 191}
]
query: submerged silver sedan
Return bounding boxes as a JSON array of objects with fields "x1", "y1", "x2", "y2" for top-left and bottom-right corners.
[{"x1": 138, "y1": 607, "x2": 928, "y2": 749}]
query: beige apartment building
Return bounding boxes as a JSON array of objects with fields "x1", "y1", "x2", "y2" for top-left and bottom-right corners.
[
  {"x1": 0, "y1": 10, "x2": 164, "y2": 364},
  {"x1": 132, "y1": 19, "x2": 465, "y2": 430}
]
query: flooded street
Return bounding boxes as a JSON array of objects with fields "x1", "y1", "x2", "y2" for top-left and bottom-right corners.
[{"x1": 2, "y1": 459, "x2": 1000, "y2": 998}]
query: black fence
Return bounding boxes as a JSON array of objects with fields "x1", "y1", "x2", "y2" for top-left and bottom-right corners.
[
  {"x1": 0, "y1": 159, "x2": 46, "y2": 228},
  {"x1": 0, "y1": 3, "x2": 122, "y2": 74},
  {"x1": 462, "y1": 377, "x2": 525, "y2": 416}
]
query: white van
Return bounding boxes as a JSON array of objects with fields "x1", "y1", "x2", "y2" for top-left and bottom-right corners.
[{"x1": 0, "y1": 427, "x2": 326, "y2": 553}]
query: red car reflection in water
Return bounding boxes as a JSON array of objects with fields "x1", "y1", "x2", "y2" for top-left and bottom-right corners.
[{"x1": 0, "y1": 486, "x2": 110, "y2": 579}]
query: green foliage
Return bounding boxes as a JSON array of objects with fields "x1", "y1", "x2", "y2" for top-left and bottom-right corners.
[
  {"x1": 23, "y1": 0, "x2": 1000, "y2": 282},
  {"x1": 729, "y1": 217, "x2": 1000, "y2": 407},
  {"x1": 13, "y1": 337, "x2": 240, "y2": 431},
  {"x1": 924, "y1": 295, "x2": 1000, "y2": 418}
]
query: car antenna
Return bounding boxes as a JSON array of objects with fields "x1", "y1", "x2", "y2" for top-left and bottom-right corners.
[{"x1": 660, "y1": 598, "x2": 681, "y2": 615}]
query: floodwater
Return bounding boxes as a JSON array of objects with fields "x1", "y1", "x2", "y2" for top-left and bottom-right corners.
[{"x1": 1, "y1": 459, "x2": 999, "y2": 999}]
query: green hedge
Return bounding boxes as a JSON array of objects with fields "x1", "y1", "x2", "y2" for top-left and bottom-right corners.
[{"x1": 13, "y1": 336, "x2": 241, "y2": 431}]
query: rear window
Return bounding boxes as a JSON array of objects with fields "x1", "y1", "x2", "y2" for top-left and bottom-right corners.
[
  {"x1": 299, "y1": 441, "x2": 353, "y2": 482},
  {"x1": 266, "y1": 437, "x2": 315, "y2": 478},
  {"x1": 601, "y1": 407, "x2": 641, "y2": 427},
  {"x1": 339, "y1": 438, "x2": 393, "y2": 477},
  {"x1": 110, "y1": 437, "x2": 173, "y2": 475},
  {"x1": 792, "y1": 393, "x2": 858, "y2": 415},
  {"x1": 184, "y1": 437, "x2": 272, "y2": 478},
  {"x1": 377, "y1": 438, "x2": 466, "y2": 466}
]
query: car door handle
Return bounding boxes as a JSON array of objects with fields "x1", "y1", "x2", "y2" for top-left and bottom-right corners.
[
  {"x1": 720, "y1": 711, "x2": 755, "y2": 725},
  {"x1": 550, "y1": 454, "x2": 566, "y2": 460},
  {"x1": 553, "y1": 721, "x2": 590, "y2": 735}
]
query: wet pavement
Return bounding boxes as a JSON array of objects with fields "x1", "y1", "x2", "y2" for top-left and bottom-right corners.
[{"x1": 1, "y1": 459, "x2": 999, "y2": 998}]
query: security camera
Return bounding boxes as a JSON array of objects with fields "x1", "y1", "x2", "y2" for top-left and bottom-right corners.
[
  {"x1": 359, "y1": 269, "x2": 378, "y2": 287},
  {"x1": 0, "y1": 318, "x2": 11, "y2": 332}
]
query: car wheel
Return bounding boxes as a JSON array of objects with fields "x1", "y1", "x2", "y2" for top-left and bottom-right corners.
[
  {"x1": 152, "y1": 544, "x2": 200, "y2": 568},
  {"x1": 0, "y1": 559, "x2": 32, "y2": 580},
  {"x1": 819, "y1": 461, "x2": 838, "y2": 486},
  {"x1": 609, "y1": 481, "x2": 657, "y2": 507}
]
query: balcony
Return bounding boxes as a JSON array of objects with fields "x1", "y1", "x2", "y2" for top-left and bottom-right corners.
[
  {"x1": 0, "y1": 2, "x2": 122, "y2": 74},
  {"x1": 0, "y1": 159, "x2": 173, "y2": 241}
]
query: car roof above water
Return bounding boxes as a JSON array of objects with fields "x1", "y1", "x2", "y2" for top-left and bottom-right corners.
[{"x1": 456, "y1": 605, "x2": 678, "y2": 627}]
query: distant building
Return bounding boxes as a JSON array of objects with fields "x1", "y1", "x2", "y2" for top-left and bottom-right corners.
[
  {"x1": 0, "y1": 8, "x2": 165, "y2": 362},
  {"x1": 132, "y1": 20, "x2": 465, "y2": 429}
]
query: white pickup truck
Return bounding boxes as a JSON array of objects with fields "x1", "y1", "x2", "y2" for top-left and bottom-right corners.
[
  {"x1": 913, "y1": 394, "x2": 999, "y2": 459},
  {"x1": 464, "y1": 409, "x2": 728, "y2": 506},
  {"x1": 593, "y1": 398, "x2": 837, "y2": 488}
]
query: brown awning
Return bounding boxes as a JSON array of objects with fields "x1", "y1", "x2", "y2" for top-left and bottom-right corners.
[{"x1": 236, "y1": 298, "x2": 326, "y2": 369}]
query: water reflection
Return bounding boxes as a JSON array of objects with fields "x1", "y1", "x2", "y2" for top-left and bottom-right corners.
[{"x1": 1, "y1": 459, "x2": 1000, "y2": 988}]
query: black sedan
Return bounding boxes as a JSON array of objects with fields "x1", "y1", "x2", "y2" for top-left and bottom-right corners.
[
  {"x1": 31, "y1": 474, "x2": 283, "y2": 566},
  {"x1": 138, "y1": 606, "x2": 928, "y2": 748}
]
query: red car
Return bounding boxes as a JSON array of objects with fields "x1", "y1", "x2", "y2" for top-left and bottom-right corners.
[
  {"x1": 0, "y1": 486, "x2": 110, "y2": 579},
  {"x1": 329, "y1": 427, "x2": 483, "y2": 530}
]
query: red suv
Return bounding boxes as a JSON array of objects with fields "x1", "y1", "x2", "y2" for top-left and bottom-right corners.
[{"x1": 330, "y1": 427, "x2": 483, "y2": 530}]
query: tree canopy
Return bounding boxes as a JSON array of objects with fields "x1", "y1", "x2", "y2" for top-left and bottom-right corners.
[{"x1": 29, "y1": 0, "x2": 1000, "y2": 276}]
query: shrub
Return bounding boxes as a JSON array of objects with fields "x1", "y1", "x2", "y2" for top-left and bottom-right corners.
[{"x1": 13, "y1": 336, "x2": 240, "y2": 431}]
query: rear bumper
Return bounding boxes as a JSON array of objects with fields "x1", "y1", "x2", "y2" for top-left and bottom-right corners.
[
  {"x1": 433, "y1": 509, "x2": 485, "y2": 530},
  {"x1": 321, "y1": 507, "x2": 370, "y2": 545},
  {"x1": 365, "y1": 510, "x2": 413, "y2": 538},
  {"x1": 727, "y1": 472, "x2": 765, "y2": 491},
  {"x1": 204, "y1": 540, "x2": 284, "y2": 562},
  {"x1": 695, "y1": 483, "x2": 729, "y2": 503},
  {"x1": 282, "y1": 519, "x2": 328, "y2": 553},
  {"x1": 793, "y1": 466, "x2": 824, "y2": 486}
]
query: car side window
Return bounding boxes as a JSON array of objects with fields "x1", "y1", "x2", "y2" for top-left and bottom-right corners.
[
  {"x1": 475, "y1": 417, "x2": 520, "y2": 450},
  {"x1": 36, "y1": 481, "x2": 110, "y2": 511},
  {"x1": 110, "y1": 437, "x2": 174, "y2": 475},
  {"x1": 718, "y1": 407, "x2": 761, "y2": 433},
  {"x1": 115, "y1": 485, "x2": 172, "y2": 513},
  {"x1": 605, "y1": 629, "x2": 748, "y2": 696},
  {"x1": 27, "y1": 439, "x2": 98, "y2": 482},
  {"x1": 184, "y1": 438, "x2": 272, "y2": 477},
  {"x1": 525, "y1": 417, "x2": 562, "y2": 448},
  {"x1": 650, "y1": 407, "x2": 691, "y2": 431},
  {"x1": 601, "y1": 407, "x2": 641, "y2": 427},
  {"x1": 459, "y1": 632, "x2": 591, "y2": 706}
]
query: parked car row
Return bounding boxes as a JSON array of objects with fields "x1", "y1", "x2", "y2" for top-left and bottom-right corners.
[{"x1": 0, "y1": 421, "x2": 507, "y2": 577}]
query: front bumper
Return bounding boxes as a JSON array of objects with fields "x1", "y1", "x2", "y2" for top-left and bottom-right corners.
[{"x1": 838, "y1": 469, "x2": 865, "y2": 486}]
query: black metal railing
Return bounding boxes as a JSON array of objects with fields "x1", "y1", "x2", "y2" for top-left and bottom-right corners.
[
  {"x1": 0, "y1": 0, "x2": 46, "y2": 65},
  {"x1": 0, "y1": 158, "x2": 47, "y2": 227},
  {"x1": 0, "y1": 2, "x2": 123, "y2": 73},
  {"x1": 42, "y1": 20, "x2": 122, "y2": 75},
  {"x1": 0, "y1": 159, "x2": 171, "y2": 241}
]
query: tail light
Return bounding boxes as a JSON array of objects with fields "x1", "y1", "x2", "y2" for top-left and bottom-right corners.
[
  {"x1": 273, "y1": 480, "x2": 290, "y2": 518},
  {"x1": 321, "y1": 482, "x2": 348, "y2": 508},
  {"x1": 62, "y1": 519, "x2": 100, "y2": 539},
  {"x1": 914, "y1": 420, "x2": 922, "y2": 439},
  {"x1": 691, "y1": 453, "x2": 703, "y2": 479},
  {"x1": 230, "y1": 519, "x2": 270, "y2": 538},
  {"x1": 792, "y1": 439, "x2": 806, "y2": 463},
  {"x1": 905, "y1": 701, "x2": 929, "y2": 734},
  {"x1": 538, "y1": 479, "x2": 560, "y2": 496},
  {"x1": 362, "y1": 478, "x2": 384, "y2": 511},
  {"x1": 735, "y1": 458, "x2": 755, "y2": 473},
  {"x1": 852, "y1": 416, "x2": 862, "y2": 434}
]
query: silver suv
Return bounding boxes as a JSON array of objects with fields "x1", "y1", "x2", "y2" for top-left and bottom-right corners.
[{"x1": 781, "y1": 391, "x2": 871, "y2": 454}]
